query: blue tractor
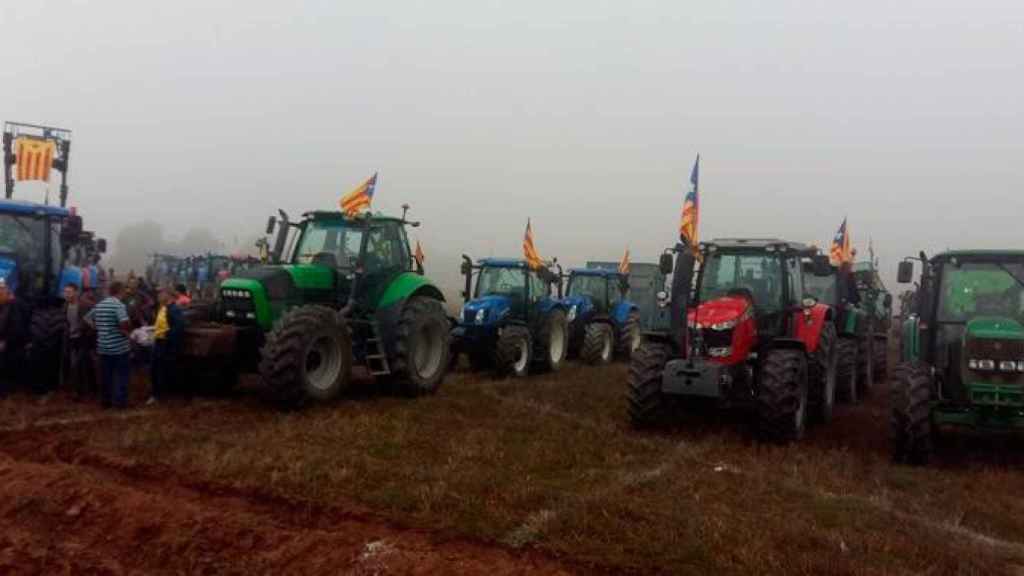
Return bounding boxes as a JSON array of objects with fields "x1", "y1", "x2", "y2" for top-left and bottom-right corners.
[
  {"x1": 3, "y1": 121, "x2": 106, "y2": 389},
  {"x1": 452, "y1": 256, "x2": 569, "y2": 377},
  {"x1": 563, "y1": 267, "x2": 642, "y2": 365}
]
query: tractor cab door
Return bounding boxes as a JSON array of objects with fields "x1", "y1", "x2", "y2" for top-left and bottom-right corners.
[
  {"x1": 527, "y1": 269, "x2": 551, "y2": 321},
  {"x1": 356, "y1": 221, "x2": 412, "y2": 308}
]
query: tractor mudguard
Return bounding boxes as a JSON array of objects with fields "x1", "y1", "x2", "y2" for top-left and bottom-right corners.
[
  {"x1": 770, "y1": 337, "x2": 808, "y2": 353},
  {"x1": 377, "y1": 272, "x2": 445, "y2": 309},
  {"x1": 792, "y1": 303, "x2": 831, "y2": 354},
  {"x1": 901, "y1": 316, "x2": 921, "y2": 362},
  {"x1": 611, "y1": 300, "x2": 639, "y2": 327}
]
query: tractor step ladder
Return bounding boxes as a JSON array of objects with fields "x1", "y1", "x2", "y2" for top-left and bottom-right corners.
[{"x1": 364, "y1": 322, "x2": 391, "y2": 376}]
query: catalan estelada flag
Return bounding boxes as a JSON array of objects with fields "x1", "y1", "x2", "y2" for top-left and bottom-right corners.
[
  {"x1": 680, "y1": 155, "x2": 700, "y2": 253},
  {"x1": 523, "y1": 219, "x2": 544, "y2": 270},
  {"x1": 414, "y1": 239, "x2": 425, "y2": 267},
  {"x1": 339, "y1": 172, "x2": 377, "y2": 216},
  {"x1": 15, "y1": 137, "x2": 56, "y2": 182},
  {"x1": 829, "y1": 218, "x2": 852, "y2": 266},
  {"x1": 618, "y1": 248, "x2": 630, "y2": 275}
]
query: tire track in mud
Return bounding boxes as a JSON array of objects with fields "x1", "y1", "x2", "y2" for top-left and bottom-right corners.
[{"x1": 0, "y1": 430, "x2": 582, "y2": 576}]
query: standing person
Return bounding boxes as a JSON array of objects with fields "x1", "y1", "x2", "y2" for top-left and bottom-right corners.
[
  {"x1": 0, "y1": 280, "x2": 27, "y2": 396},
  {"x1": 63, "y1": 284, "x2": 96, "y2": 401},
  {"x1": 148, "y1": 287, "x2": 186, "y2": 405},
  {"x1": 85, "y1": 281, "x2": 132, "y2": 409},
  {"x1": 174, "y1": 284, "x2": 192, "y2": 307}
]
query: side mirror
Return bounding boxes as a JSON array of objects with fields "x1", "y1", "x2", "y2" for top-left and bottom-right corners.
[
  {"x1": 96, "y1": 238, "x2": 107, "y2": 254},
  {"x1": 897, "y1": 261, "x2": 913, "y2": 283},
  {"x1": 265, "y1": 216, "x2": 277, "y2": 235},
  {"x1": 811, "y1": 255, "x2": 833, "y2": 277},
  {"x1": 659, "y1": 252, "x2": 674, "y2": 275}
]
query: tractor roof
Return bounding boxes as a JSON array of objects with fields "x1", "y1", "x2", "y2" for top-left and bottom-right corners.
[
  {"x1": 478, "y1": 257, "x2": 528, "y2": 268},
  {"x1": 706, "y1": 237, "x2": 816, "y2": 254},
  {"x1": 303, "y1": 210, "x2": 405, "y2": 225},
  {"x1": 568, "y1": 267, "x2": 622, "y2": 277},
  {"x1": 933, "y1": 249, "x2": 1024, "y2": 261},
  {"x1": 0, "y1": 199, "x2": 71, "y2": 218}
]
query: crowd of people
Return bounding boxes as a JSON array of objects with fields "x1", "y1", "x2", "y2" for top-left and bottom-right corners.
[{"x1": 0, "y1": 272, "x2": 195, "y2": 408}]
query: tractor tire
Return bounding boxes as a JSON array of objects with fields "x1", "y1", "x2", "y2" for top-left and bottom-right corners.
[
  {"x1": 627, "y1": 341, "x2": 671, "y2": 428},
  {"x1": 808, "y1": 323, "x2": 837, "y2": 425},
  {"x1": 580, "y1": 322, "x2": 614, "y2": 365},
  {"x1": 534, "y1": 309, "x2": 568, "y2": 372},
  {"x1": 616, "y1": 310, "x2": 643, "y2": 360},
  {"x1": 259, "y1": 305, "x2": 352, "y2": 408},
  {"x1": 835, "y1": 337, "x2": 858, "y2": 404},
  {"x1": 495, "y1": 325, "x2": 532, "y2": 378},
  {"x1": 859, "y1": 336, "x2": 874, "y2": 398},
  {"x1": 390, "y1": 296, "x2": 450, "y2": 397},
  {"x1": 874, "y1": 335, "x2": 889, "y2": 381},
  {"x1": 756, "y1": 348, "x2": 808, "y2": 443},
  {"x1": 30, "y1": 307, "x2": 65, "y2": 392},
  {"x1": 890, "y1": 362, "x2": 932, "y2": 465}
]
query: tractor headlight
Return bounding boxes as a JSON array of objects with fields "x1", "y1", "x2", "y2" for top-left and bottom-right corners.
[
  {"x1": 568, "y1": 305, "x2": 577, "y2": 322},
  {"x1": 475, "y1": 309, "x2": 486, "y2": 324},
  {"x1": 656, "y1": 291, "x2": 670, "y2": 309},
  {"x1": 972, "y1": 359, "x2": 996, "y2": 371},
  {"x1": 1018, "y1": 361, "x2": 1024, "y2": 372},
  {"x1": 969, "y1": 359, "x2": 978, "y2": 370},
  {"x1": 1000, "y1": 360, "x2": 1017, "y2": 373}
]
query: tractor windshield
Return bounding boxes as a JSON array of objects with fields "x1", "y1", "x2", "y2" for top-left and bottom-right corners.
[
  {"x1": 700, "y1": 251, "x2": 784, "y2": 311},
  {"x1": 0, "y1": 213, "x2": 61, "y2": 295},
  {"x1": 568, "y1": 275, "x2": 606, "y2": 303},
  {"x1": 293, "y1": 220, "x2": 364, "y2": 269},
  {"x1": 803, "y1": 273, "x2": 837, "y2": 306},
  {"x1": 938, "y1": 260, "x2": 1024, "y2": 322},
  {"x1": 476, "y1": 266, "x2": 525, "y2": 298}
]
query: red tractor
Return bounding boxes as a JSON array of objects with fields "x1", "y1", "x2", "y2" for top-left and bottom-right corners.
[{"x1": 628, "y1": 238, "x2": 837, "y2": 442}]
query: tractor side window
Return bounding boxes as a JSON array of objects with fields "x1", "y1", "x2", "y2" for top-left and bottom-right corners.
[
  {"x1": 364, "y1": 225, "x2": 407, "y2": 275},
  {"x1": 787, "y1": 257, "x2": 804, "y2": 305}
]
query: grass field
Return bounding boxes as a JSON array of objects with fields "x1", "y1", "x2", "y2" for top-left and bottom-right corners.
[{"x1": 4, "y1": 360, "x2": 1024, "y2": 574}]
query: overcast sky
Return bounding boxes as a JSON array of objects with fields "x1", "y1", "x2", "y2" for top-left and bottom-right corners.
[{"x1": 3, "y1": 1, "x2": 1023, "y2": 291}]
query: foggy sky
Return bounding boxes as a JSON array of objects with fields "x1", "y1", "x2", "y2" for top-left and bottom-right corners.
[{"x1": 3, "y1": 1, "x2": 1023, "y2": 292}]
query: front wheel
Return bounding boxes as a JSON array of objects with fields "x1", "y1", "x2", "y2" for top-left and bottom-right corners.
[
  {"x1": 260, "y1": 305, "x2": 352, "y2": 408},
  {"x1": 617, "y1": 311, "x2": 643, "y2": 360},
  {"x1": 390, "y1": 296, "x2": 451, "y2": 397},
  {"x1": 836, "y1": 337, "x2": 858, "y2": 404},
  {"x1": 495, "y1": 326, "x2": 532, "y2": 378},
  {"x1": 808, "y1": 323, "x2": 837, "y2": 424},
  {"x1": 535, "y1": 309, "x2": 568, "y2": 372},
  {"x1": 627, "y1": 341, "x2": 671, "y2": 428},
  {"x1": 757, "y1": 348, "x2": 808, "y2": 443},
  {"x1": 890, "y1": 362, "x2": 932, "y2": 465},
  {"x1": 581, "y1": 322, "x2": 614, "y2": 365}
]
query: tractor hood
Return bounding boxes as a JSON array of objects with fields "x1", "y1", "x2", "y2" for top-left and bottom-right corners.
[
  {"x1": 561, "y1": 295, "x2": 594, "y2": 325},
  {"x1": 462, "y1": 294, "x2": 512, "y2": 326},
  {"x1": 964, "y1": 317, "x2": 1024, "y2": 342},
  {"x1": 688, "y1": 295, "x2": 752, "y2": 330}
]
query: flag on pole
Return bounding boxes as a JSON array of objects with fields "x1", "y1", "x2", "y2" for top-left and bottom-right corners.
[
  {"x1": 679, "y1": 155, "x2": 700, "y2": 254},
  {"x1": 523, "y1": 219, "x2": 544, "y2": 270},
  {"x1": 829, "y1": 218, "x2": 853, "y2": 266},
  {"x1": 618, "y1": 248, "x2": 630, "y2": 274},
  {"x1": 414, "y1": 239, "x2": 425, "y2": 267},
  {"x1": 14, "y1": 137, "x2": 56, "y2": 182},
  {"x1": 339, "y1": 172, "x2": 378, "y2": 216}
]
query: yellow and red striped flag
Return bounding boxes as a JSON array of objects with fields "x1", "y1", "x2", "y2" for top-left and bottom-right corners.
[
  {"x1": 618, "y1": 248, "x2": 630, "y2": 274},
  {"x1": 679, "y1": 155, "x2": 700, "y2": 254},
  {"x1": 829, "y1": 218, "x2": 852, "y2": 266},
  {"x1": 523, "y1": 219, "x2": 544, "y2": 270},
  {"x1": 414, "y1": 239, "x2": 425, "y2": 267},
  {"x1": 339, "y1": 172, "x2": 377, "y2": 216},
  {"x1": 15, "y1": 137, "x2": 56, "y2": 182}
]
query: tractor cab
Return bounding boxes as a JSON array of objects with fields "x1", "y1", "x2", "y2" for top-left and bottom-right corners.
[
  {"x1": 460, "y1": 258, "x2": 561, "y2": 327},
  {"x1": 565, "y1": 268, "x2": 628, "y2": 317},
  {"x1": 893, "y1": 250, "x2": 1024, "y2": 463},
  {"x1": 563, "y1": 267, "x2": 642, "y2": 364},
  {"x1": 0, "y1": 199, "x2": 79, "y2": 302}
]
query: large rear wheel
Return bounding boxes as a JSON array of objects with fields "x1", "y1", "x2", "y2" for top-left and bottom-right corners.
[
  {"x1": 627, "y1": 341, "x2": 671, "y2": 428},
  {"x1": 260, "y1": 305, "x2": 352, "y2": 408},
  {"x1": 835, "y1": 337, "x2": 858, "y2": 404},
  {"x1": 390, "y1": 296, "x2": 450, "y2": 396},
  {"x1": 757, "y1": 348, "x2": 808, "y2": 443}
]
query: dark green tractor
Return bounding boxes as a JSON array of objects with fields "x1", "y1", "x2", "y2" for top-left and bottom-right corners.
[
  {"x1": 802, "y1": 260, "x2": 871, "y2": 403},
  {"x1": 209, "y1": 209, "x2": 450, "y2": 407},
  {"x1": 893, "y1": 250, "x2": 1024, "y2": 464}
]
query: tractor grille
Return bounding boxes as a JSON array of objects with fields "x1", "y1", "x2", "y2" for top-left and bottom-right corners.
[
  {"x1": 699, "y1": 328, "x2": 733, "y2": 349},
  {"x1": 965, "y1": 338, "x2": 1024, "y2": 362}
]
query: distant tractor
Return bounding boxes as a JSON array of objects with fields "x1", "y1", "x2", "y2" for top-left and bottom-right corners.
[
  {"x1": 892, "y1": 250, "x2": 1024, "y2": 464},
  {"x1": 563, "y1": 267, "x2": 642, "y2": 365},
  {"x1": 802, "y1": 259, "x2": 870, "y2": 403},
  {"x1": 452, "y1": 256, "x2": 569, "y2": 377},
  {"x1": 191, "y1": 208, "x2": 451, "y2": 407},
  {"x1": 628, "y1": 238, "x2": 837, "y2": 442},
  {"x1": 853, "y1": 260, "x2": 893, "y2": 388}
]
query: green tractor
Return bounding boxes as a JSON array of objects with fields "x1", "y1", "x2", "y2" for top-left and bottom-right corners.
[
  {"x1": 893, "y1": 250, "x2": 1024, "y2": 464},
  {"x1": 203, "y1": 208, "x2": 451, "y2": 407}
]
